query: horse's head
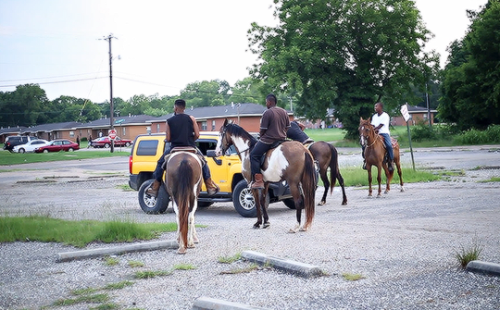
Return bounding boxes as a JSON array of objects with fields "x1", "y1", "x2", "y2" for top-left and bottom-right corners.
[
  {"x1": 215, "y1": 119, "x2": 233, "y2": 156},
  {"x1": 358, "y1": 117, "x2": 374, "y2": 147}
]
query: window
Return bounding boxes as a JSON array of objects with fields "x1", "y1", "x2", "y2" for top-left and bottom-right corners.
[
  {"x1": 136, "y1": 140, "x2": 159, "y2": 156},
  {"x1": 156, "y1": 124, "x2": 160, "y2": 133},
  {"x1": 69, "y1": 131, "x2": 75, "y2": 137},
  {"x1": 201, "y1": 121, "x2": 207, "y2": 131},
  {"x1": 212, "y1": 120, "x2": 216, "y2": 131},
  {"x1": 122, "y1": 127, "x2": 126, "y2": 136}
]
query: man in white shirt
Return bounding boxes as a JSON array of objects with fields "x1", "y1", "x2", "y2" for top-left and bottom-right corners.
[{"x1": 370, "y1": 102, "x2": 394, "y2": 171}]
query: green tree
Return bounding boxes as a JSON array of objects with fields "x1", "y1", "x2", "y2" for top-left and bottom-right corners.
[
  {"x1": 439, "y1": 1, "x2": 500, "y2": 130},
  {"x1": 180, "y1": 80, "x2": 228, "y2": 107},
  {"x1": 4, "y1": 84, "x2": 50, "y2": 126},
  {"x1": 229, "y1": 77, "x2": 264, "y2": 104},
  {"x1": 248, "y1": 0, "x2": 437, "y2": 138}
]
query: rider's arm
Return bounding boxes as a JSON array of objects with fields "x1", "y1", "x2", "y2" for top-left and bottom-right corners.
[
  {"x1": 191, "y1": 115, "x2": 200, "y2": 140},
  {"x1": 165, "y1": 121, "x2": 171, "y2": 142}
]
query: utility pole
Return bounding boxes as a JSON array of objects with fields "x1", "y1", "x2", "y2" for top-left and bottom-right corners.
[
  {"x1": 425, "y1": 82, "x2": 432, "y2": 129},
  {"x1": 102, "y1": 34, "x2": 117, "y2": 153}
]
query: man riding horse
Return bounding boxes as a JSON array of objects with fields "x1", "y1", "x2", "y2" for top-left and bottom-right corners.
[
  {"x1": 250, "y1": 94, "x2": 290, "y2": 189},
  {"x1": 362, "y1": 102, "x2": 394, "y2": 172}
]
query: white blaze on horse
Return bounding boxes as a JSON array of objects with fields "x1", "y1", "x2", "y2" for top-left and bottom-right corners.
[
  {"x1": 164, "y1": 149, "x2": 204, "y2": 254},
  {"x1": 359, "y1": 117, "x2": 404, "y2": 197},
  {"x1": 215, "y1": 119, "x2": 317, "y2": 232}
]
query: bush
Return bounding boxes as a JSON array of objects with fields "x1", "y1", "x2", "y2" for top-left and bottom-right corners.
[
  {"x1": 410, "y1": 123, "x2": 437, "y2": 141},
  {"x1": 486, "y1": 125, "x2": 500, "y2": 143},
  {"x1": 456, "y1": 129, "x2": 488, "y2": 145}
]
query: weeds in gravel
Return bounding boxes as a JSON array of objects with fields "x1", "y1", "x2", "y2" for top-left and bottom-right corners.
[
  {"x1": 455, "y1": 236, "x2": 483, "y2": 269},
  {"x1": 104, "y1": 256, "x2": 120, "y2": 266},
  {"x1": 116, "y1": 184, "x2": 134, "y2": 191},
  {"x1": 90, "y1": 303, "x2": 120, "y2": 310},
  {"x1": 478, "y1": 177, "x2": 500, "y2": 183},
  {"x1": 128, "y1": 260, "x2": 145, "y2": 268},
  {"x1": 134, "y1": 270, "x2": 172, "y2": 279},
  {"x1": 220, "y1": 263, "x2": 260, "y2": 274},
  {"x1": 218, "y1": 253, "x2": 242, "y2": 264},
  {"x1": 52, "y1": 293, "x2": 109, "y2": 306},
  {"x1": 173, "y1": 263, "x2": 196, "y2": 270},
  {"x1": 104, "y1": 281, "x2": 134, "y2": 290},
  {"x1": 342, "y1": 273, "x2": 365, "y2": 281}
]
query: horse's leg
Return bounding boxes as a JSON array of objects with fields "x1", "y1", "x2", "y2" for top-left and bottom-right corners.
[
  {"x1": 383, "y1": 164, "x2": 392, "y2": 194},
  {"x1": 335, "y1": 166, "x2": 348, "y2": 205},
  {"x1": 288, "y1": 184, "x2": 304, "y2": 233},
  {"x1": 252, "y1": 189, "x2": 263, "y2": 229},
  {"x1": 319, "y1": 167, "x2": 329, "y2": 206},
  {"x1": 261, "y1": 186, "x2": 271, "y2": 228},
  {"x1": 394, "y1": 149, "x2": 405, "y2": 192},
  {"x1": 187, "y1": 210, "x2": 197, "y2": 248},
  {"x1": 367, "y1": 165, "x2": 373, "y2": 196},
  {"x1": 376, "y1": 165, "x2": 383, "y2": 197}
]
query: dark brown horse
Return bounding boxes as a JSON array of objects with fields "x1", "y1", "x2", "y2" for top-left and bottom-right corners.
[
  {"x1": 306, "y1": 141, "x2": 347, "y2": 205},
  {"x1": 358, "y1": 118, "x2": 404, "y2": 197},
  {"x1": 164, "y1": 149, "x2": 204, "y2": 254},
  {"x1": 215, "y1": 119, "x2": 317, "y2": 232}
]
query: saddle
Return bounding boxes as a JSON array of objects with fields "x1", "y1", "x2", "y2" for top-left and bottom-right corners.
[
  {"x1": 162, "y1": 146, "x2": 206, "y2": 170},
  {"x1": 259, "y1": 140, "x2": 285, "y2": 166}
]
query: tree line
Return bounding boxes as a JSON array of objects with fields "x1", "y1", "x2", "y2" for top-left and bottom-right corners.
[{"x1": 1, "y1": 0, "x2": 497, "y2": 139}]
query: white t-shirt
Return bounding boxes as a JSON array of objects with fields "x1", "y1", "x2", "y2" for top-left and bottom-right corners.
[{"x1": 371, "y1": 112, "x2": 390, "y2": 135}]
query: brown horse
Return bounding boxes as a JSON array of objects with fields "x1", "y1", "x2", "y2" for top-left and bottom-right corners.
[
  {"x1": 358, "y1": 118, "x2": 404, "y2": 197},
  {"x1": 164, "y1": 149, "x2": 204, "y2": 254},
  {"x1": 306, "y1": 141, "x2": 347, "y2": 205},
  {"x1": 215, "y1": 119, "x2": 317, "y2": 232}
]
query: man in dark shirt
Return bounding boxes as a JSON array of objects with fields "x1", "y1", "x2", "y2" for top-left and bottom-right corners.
[
  {"x1": 147, "y1": 99, "x2": 219, "y2": 197},
  {"x1": 287, "y1": 120, "x2": 313, "y2": 144},
  {"x1": 250, "y1": 94, "x2": 290, "y2": 189}
]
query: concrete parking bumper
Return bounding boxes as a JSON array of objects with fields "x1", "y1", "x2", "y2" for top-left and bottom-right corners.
[
  {"x1": 466, "y1": 260, "x2": 500, "y2": 277},
  {"x1": 241, "y1": 250, "x2": 323, "y2": 277}
]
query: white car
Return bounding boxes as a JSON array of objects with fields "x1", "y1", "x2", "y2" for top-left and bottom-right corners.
[{"x1": 12, "y1": 139, "x2": 50, "y2": 153}]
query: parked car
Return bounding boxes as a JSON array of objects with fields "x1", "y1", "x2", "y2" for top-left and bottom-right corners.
[
  {"x1": 91, "y1": 136, "x2": 132, "y2": 148},
  {"x1": 34, "y1": 139, "x2": 80, "y2": 153},
  {"x1": 3, "y1": 136, "x2": 38, "y2": 152},
  {"x1": 129, "y1": 132, "x2": 294, "y2": 217},
  {"x1": 12, "y1": 139, "x2": 50, "y2": 153}
]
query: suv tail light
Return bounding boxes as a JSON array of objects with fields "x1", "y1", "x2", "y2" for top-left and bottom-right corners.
[{"x1": 129, "y1": 155, "x2": 133, "y2": 174}]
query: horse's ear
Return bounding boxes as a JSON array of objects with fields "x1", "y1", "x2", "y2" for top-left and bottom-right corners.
[
  {"x1": 223, "y1": 119, "x2": 228, "y2": 126},
  {"x1": 360, "y1": 117, "x2": 364, "y2": 122}
]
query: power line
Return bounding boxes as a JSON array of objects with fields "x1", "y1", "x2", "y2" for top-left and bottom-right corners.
[{"x1": 0, "y1": 77, "x2": 107, "y2": 88}]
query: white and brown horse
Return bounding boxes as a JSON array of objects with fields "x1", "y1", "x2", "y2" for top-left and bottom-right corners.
[
  {"x1": 359, "y1": 118, "x2": 404, "y2": 197},
  {"x1": 164, "y1": 149, "x2": 204, "y2": 254},
  {"x1": 215, "y1": 119, "x2": 317, "y2": 232}
]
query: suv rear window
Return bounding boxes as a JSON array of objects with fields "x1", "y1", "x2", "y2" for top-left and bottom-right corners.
[{"x1": 136, "y1": 140, "x2": 159, "y2": 156}]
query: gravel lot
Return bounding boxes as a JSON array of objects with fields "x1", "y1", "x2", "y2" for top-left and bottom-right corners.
[{"x1": 1, "y1": 146, "x2": 499, "y2": 310}]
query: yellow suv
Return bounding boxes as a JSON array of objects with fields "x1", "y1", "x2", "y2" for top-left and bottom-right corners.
[{"x1": 128, "y1": 132, "x2": 293, "y2": 217}]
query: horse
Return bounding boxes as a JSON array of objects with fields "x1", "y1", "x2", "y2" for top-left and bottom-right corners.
[
  {"x1": 215, "y1": 119, "x2": 317, "y2": 232},
  {"x1": 358, "y1": 117, "x2": 404, "y2": 197},
  {"x1": 306, "y1": 141, "x2": 348, "y2": 205},
  {"x1": 164, "y1": 149, "x2": 204, "y2": 254}
]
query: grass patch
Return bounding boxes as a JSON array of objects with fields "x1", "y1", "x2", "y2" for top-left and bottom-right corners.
[
  {"x1": 104, "y1": 256, "x2": 120, "y2": 266},
  {"x1": 116, "y1": 184, "x2": 134, "y2": 191},
  {"x1": 455, "y1": 237, "x2": 483, "y2": 269},
  {"x1": 0, "y1": 215, "x2": 176, "y2": 248},
  {"x1": 218, "y1": 253, "x2": 242, "y2": 264},
  {"x1": 0, "y1": 150, "x2": 128, "y2": 166},
  {"x1": 342, "y1": 273, "x2": 365, "y2": 281},
  {"x1": 478, "y1": 177, "x2": 500, "y2": 183},
  {"x1": 173, "y1": 263, "x2": 196, "y2": 271},
  {"x1": 90, "y1": 303, "x2": 120, "y2": 310},
  {"x1": 220, "y1": 263, "x2": 260, "y2": 275},
  {"x1": 103, "y1": 281, "x2": 134, "y2": 290},
  {"x1": 134, "y1": 270, "x2": 172, "y2": 279},
  {"x1": 128, "y1": 260, "x2": 145, "y2": 268},
  {"x1": 53, "y1": 293, "x2": 109, "y2": 306}
]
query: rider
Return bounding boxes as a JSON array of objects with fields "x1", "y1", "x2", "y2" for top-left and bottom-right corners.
[
  {"x1": 286, "y1": 120, "x2": 314, "y2": 144},
  {"x1": 250, "y1": 94, "x2": 290, "y2": 189},
  {"x1": 365, "y1": 102, "x2": 394, "y2": 172},
  {"x1": 146, "y1": 99, "x2": 219, "y2": 197}
]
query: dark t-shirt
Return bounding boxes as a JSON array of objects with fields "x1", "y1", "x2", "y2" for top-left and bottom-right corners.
[
  {"x1": 287, "y1": 121, "x2": 310, "y2": 143},
  {"x1": 167, "y1": 113, "x2": 196, "y2": 148},
  {"x1": 259, "y1": 106, "x2": 290, "y2": 144}
]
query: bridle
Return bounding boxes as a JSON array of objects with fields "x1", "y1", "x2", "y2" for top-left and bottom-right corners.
[
  {"x1": 359, "y1": 123, "x2": 379, "y2": 148},
  {"x1": 219, "y1": 124, "x2": 250, "y2": 156}
]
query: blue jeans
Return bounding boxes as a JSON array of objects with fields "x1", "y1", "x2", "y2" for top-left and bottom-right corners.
[
  {"x1": 153, "y1": 147, "x2": 210, "y2": 182},
  {"x1": 380, "y1": 134, "x2": 394, "y2": 161}
]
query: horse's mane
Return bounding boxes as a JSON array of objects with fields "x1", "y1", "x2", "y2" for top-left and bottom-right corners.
[{"x1": 226, "y1": 123, "x2": 257, "y2": 147}]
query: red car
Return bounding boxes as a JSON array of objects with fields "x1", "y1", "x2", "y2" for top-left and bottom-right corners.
[
  {"x1": 91, "y1": 136, "x2": 132, "y2": 148},
  {"x1": 35, "y1": 139, "x2": 80, "y2": 153}
]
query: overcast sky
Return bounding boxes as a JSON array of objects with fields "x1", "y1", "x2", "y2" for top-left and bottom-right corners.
[{"x1": 0, "y1": 0, "x2": 488, "y2": 103}]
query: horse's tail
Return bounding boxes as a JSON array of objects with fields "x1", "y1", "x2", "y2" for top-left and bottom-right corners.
[
  {"x1": 327, "y1": 143, "x2": 339, "y2": 195},
  {"x1": 302, "y1": 152, "x2": 316, "y2": 226},
  {"x1": 176, "y1": 159, "x2": 193, "y2": 247}
]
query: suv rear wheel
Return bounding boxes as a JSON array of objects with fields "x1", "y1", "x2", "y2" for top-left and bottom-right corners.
[{"x1": 138, "y1": 179, "x2": 170, "y2": 214}]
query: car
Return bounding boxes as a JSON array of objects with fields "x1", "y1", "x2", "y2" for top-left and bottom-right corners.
[
  {"x1": 91, "y1": 136, "x2": 132, "y2": 148},
  {"x1": 34, "y1": 139, "x2": 80, "y2": 153},
  {"x1": 12, "y1": 139, "x2": 50, "y2": 153},
  {"x1": 129, "y1": 132, "x2": 294, "y2": 217},
  {"x1": 3, "y1": 136, "x2": 39, "y2": 152}
]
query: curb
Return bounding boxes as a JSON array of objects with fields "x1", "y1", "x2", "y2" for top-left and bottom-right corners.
[
  {"x1": 466, "y1": 260, "x2": 500, "y2": 277},
  {"x1": 57, "y1": 240, "x2": 178, "y2": 262},
  {"x1": 241, "y1": 250, "x2": 323, "y2": 278},
  {"x1": 192, "y1": 296, "x2": 270, "y2": 310}
]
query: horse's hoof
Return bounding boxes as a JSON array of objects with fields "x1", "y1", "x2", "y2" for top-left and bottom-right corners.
[
  {"x1": 299, "y1": 227, "x2": 308, "y2": 232},
  {"x1": 318, "y1": 201, "x2": 326, "y2": 206},
  {"x1": 400, "y1": 187, "x2": 405, "y2": 192},
  {"x1": 263, "y1": 222, "x2": 271, "y2": 229},
  {"x1": 288, "y1": 228, "x2": 297, "y2": 233},
  {"x1": 177, "y1": 248, "x2": 187, "y2": 254},
  {"x1": 253, "y1": 224, "x2": 260, "y2": 229},
  {"x1": 187, "y1": 243, "x2": 195, "y2": 248},
  {"x1": 384, "y1": 190, "x2": 389, "y2": 194},
  {"x1": 342, "y1": 201, "x2": 347, "y2": 205}
]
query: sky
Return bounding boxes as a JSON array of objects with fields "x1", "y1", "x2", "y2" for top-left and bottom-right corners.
[{"x1": 0, "y1": 0, "x2": 488, "y2": 104}]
